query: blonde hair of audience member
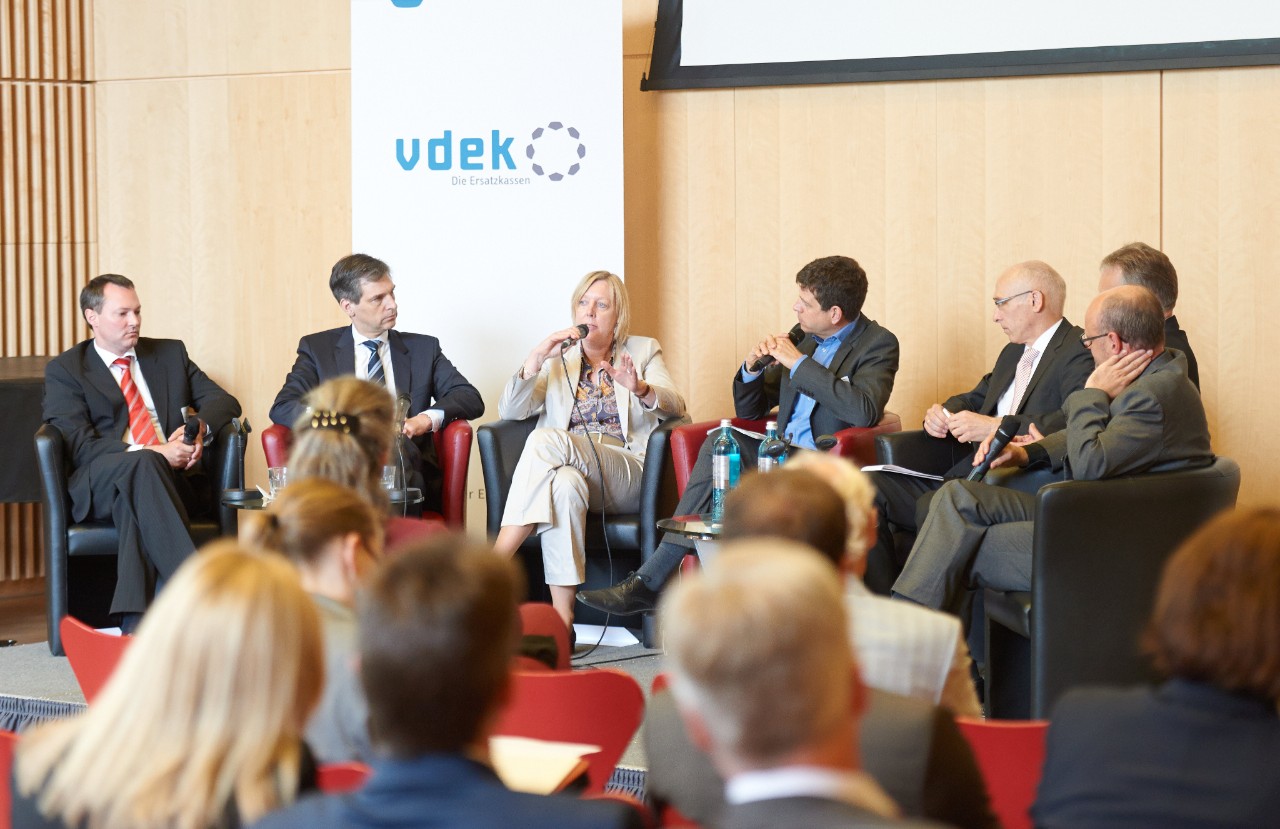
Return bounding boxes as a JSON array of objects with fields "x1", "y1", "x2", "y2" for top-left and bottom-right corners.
[
  {"x1": 661, "y1": 540, "x2": 862, "y2": 773},
  {"x1": 242, "y1": 478, "x2": 385, "y2": 605},
  {"x1": 1144, "y1": 507, "x2": 1280, "y2": 701},
  {"x1": 569, "y1": 269, "x2": 631, "y2": 343},
  {"x1": 359, "y1": 533, "x2": 523, "y2": 757},
  {"x1": 288, "y1": 376, "x2": 393, "y2": 511},
  {"x1": 16, "y1": 542, "x2": 323, "y2": 829},
  {"x1": 785, "y1": 452, "x2": 877, "y2": 566}
]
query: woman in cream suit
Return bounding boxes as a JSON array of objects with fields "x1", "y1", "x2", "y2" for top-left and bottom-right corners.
[{"x1": 494, "y1": 271, "x2": 686, "y2": 630}]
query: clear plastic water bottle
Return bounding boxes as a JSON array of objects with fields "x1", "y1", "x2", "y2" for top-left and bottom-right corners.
[
  {"x1": 758, "y1": 420, "x2": 782, "y2": 473},
  {"x1": 710, "y1": 419, "x2": 741, "y2": 524}
]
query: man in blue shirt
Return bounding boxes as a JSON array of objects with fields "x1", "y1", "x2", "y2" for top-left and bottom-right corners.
[{"x1": 578, "y1": 255, "x2": 899, "y2": 616}]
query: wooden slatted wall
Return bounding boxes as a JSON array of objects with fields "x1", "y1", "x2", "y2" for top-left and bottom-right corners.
[{"x1": 0, "y1": 0, "x2": 95, "y2": 589}]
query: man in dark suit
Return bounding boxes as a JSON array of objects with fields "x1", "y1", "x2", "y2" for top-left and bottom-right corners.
[
  {"x1": 864, "y1": 260, "x2": 1094, "y2": 592},
  {"x1": 1098, "y1": 241, "x2": 1199, "y2": 389},
  {"x1": 892, "y1": 285, "x2": 1212, "y2": 615},
  {"x1": 253, "y1": 536, "x2": 640, "y2": 829},
  {"x1": 270, "y1": 254, "x2": 483, "y2": 512},
  {"x1": 578, "y1": 255, "x2": 900, "y2": 615},
  {"x1": 661, "y1": 540, "x2": 940, "y2": 829},
  {"x1": 43, "y1": 274, "x2": 240, "y2": 627}
]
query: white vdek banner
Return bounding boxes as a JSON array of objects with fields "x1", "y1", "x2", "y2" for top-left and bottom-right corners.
[{"x1": 351, "y1": 0, "x2": 624, "y2": 415}]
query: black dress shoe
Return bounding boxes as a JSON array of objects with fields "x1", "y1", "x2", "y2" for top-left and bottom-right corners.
[{"x1": 576, "y1": 573, "x2": 659, "y2": 616}]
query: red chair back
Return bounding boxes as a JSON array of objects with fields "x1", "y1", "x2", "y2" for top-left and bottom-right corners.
[
  {"x1": 261, "y1": 419, "x2": 473, "y2": 528},
  {"x1": 493, "y1": 668, "x2": 645, "y2": 794},
  {"x1": 519, "y1": 602, "x2": 571, "y2": 670},
  {"x1": 955, "y1": 717, "x2": 1048, "y2": 829},
  {"x1": 316, "y1": 761, "x2": 372, "y2": 793},
  {"x1": 60, "y1": 616, "x2": 131, "y2": 703},
  {"x1": 1, "y1": 730, "x2": 18, "y2": 829}
]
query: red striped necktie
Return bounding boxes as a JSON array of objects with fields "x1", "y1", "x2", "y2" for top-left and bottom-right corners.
[{"x1": 112, "y1": 356, "x2": 161, "y2": 446}]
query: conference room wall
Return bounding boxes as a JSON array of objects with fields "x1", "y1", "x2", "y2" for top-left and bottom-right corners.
[{"x1": 85, "y1": 0, "x2": 1275, "y2": 525}]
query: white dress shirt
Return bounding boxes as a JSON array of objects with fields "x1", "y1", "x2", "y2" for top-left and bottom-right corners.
[
  {"x1": 994, "y1": 318, "x2": 1063, "y2": 416},
  {"x1": 94, "y1": 342, "x2": 162, "y2": 448},
  {"x1": 350, "y1": 326, "x2": 443, "y2": 431},
  {"x1": 726, "y1": 765, "x2": 899, "y2": 817}
]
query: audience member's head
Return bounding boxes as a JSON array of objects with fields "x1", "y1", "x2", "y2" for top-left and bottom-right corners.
[
  {"x1": 796, "y1": 255, "x2": 869, "y2": 323},
  {"x1": 358, "y1": 533, "x2": 522, "y2": 757},
  {"x1": 1099, "y1": 242, "x2": 1178, "y2": 316},
  {"x1": 1144, "y1": 507, "x2": 1280, "y2": 701},
  {"x1": 785, "y1": 453, "x2": 877, "y2": 567},
  {"x1": 17, "y1": 543, "x2": 323, "y2": 829},
  {"x1": 662, "y1": 540, "x2": 861, "y2": 776},
  {"x1": 244, "y1": 478, "x2": 384, "y2": 606},
  {"x1": 721, "y1": 469, "x2": 849, "y2": 568},
  {"x1": 289, "y1": 376, "x2": 394, "y2": 510}
]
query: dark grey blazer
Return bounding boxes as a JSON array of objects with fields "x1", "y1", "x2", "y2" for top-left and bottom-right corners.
[
  {"x1": 732, "y1": 317, "x2": 900, "y2": 435},
  {"x1": 42, "y1": 337, "x2": 240, "y2": 522}
]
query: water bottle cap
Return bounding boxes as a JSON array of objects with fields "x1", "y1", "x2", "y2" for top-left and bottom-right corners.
[
  {"x1": 719, "y1": 418, "x2": 732, "y2": 427},
  {"x1": 766, "y1": 420, "x2": 777, "y2": 430}
]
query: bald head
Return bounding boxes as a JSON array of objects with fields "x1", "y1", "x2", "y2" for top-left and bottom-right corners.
[
  {"x1": 993, "y1": 261, "x2": 1067, "y2": 345},
  {"x1": 1085, "y1": 285, "x2": 1166, "y2": 357}
]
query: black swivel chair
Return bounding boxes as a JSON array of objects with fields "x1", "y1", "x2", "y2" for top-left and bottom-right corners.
[
  {"x1": 477, "y1": 417, "x2": 682, "y2": 647},
  {"x1": 983, "y1": 456, "x2": 1242, "y2": 718},
  {"x1": 35, "y1": 421, "x2": 249, "y2": 655}
]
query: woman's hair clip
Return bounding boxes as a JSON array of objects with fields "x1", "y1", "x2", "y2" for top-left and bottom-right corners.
[{"x1": 307, "y1": 410, "x2": 360, "y2": 435}]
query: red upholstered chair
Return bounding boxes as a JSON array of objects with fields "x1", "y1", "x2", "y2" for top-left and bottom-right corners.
[
  {"x1": 955, "y1": 717, "x2": 1048, "y2": 829},
  {"x1": 60, "y1": 616, "x2": 132, "y2": 703},
  {"x1": 519, "y1": 602, "x2": 571, "y2": 671},
  {"x1": 492, "y1": 668, "x2": 645, "y2": 795},
  {"x1": 261, "y1": 419, "x2": 473, "y2": 528},
  {"x1": 316, "y1": 762, "x2": 372, "y2": 794},
  {"x1": 1, "y1": 729, "x2": 17, "y2": 829}
]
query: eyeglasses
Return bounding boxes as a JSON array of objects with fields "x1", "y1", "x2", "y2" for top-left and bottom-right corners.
[
  {"x1": 1080, "y1": 332, "x2": 1109, "y2": 347},
  {"x1": 992, "y1": 290, "x2": 1035, "y2": 308}
]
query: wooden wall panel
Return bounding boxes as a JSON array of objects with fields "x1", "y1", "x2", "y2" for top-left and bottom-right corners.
[{"x1": 0, "y1": 0, "x2": 94, "y2": 586}]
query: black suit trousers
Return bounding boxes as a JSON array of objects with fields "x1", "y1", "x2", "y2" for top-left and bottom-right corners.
[{"x1": 865, "y1": 470, "x2": 945, "y2": 595}]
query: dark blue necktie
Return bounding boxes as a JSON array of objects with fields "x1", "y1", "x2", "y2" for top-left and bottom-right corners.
[{"x1": 363, "y1": 340, "x2": 385, "y2": 386}]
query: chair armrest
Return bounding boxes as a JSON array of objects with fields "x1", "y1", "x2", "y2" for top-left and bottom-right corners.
[
  {"x1": 206, "y1": 420, "x2": 250, "y2": 533},
  {"x1": 669, "y1": 418, "x2": 765, "y2": 498},
  {"x1": 435, "y1": 419, "x2": 473, "y2": 528},
  {"x1": 638, "y1": 417, "x2": 687, "y2": 559},
  {"x1": 35, "y1": 424, "x2": 72, "y2": 652},
  {"x1": 476, "y1": 418, "x2": 539, "y2": 536},
  {"x1": 830, "y1": 412, "x2": 902, "y2": 467},
  {"x1": 261, "y1": 423, "x2": 292, "y2": 469},
  {"x1": 983, "y1": 465, "x2": 1063, "y2": 494},
  {"x1": 875, "y1": 429, "x2": 969, "y2": 473}
]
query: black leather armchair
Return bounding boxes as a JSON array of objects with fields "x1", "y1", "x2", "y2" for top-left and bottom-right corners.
[
  {"x1": 35, "y1": 421, "x2": 249, "y2": 655},
  {"x1": 984, "y1": 456, "x2": 1242, "y2": 718},
  {"x1": 477, "y1": 417, "x2": 682, "y2": 644}
]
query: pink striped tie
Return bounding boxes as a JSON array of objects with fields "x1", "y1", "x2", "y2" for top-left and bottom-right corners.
[
  {"x1": 1010, "y1": 347, "x2": 1038, "y2": 413},
  {"x1": 113, "y1": 357, "x2": 161, "y2": 445}
]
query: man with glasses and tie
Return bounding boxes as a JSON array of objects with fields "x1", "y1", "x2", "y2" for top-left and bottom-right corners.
[
  {"x1": 863, "y1": 261, "x2": 1093, "y2": 592},
  {"x1": 43, "y1": 274, "x2": 241, "y2": 631},
  {"x1": 271, "y1": 254, "x2": 483, "y2": 513},
  {"x1": 892, "y1": 285, "x2": 1210, "y2": 615}
]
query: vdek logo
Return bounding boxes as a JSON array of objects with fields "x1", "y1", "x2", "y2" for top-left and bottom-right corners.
[{"x1": 395, "y1": 121, "x2": 588, "y2": 186}]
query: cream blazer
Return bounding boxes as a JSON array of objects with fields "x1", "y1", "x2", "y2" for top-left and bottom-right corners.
[{"x1": 498, "y1": 335, "x2": 686, "y2": 461}]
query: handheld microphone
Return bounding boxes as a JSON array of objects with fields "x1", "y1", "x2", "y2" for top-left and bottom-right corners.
[
  {"x1": 560, "y1": 324, "x2": 590, "y2": 351},
  {"x1": 394, "y1": 392, "x2": 412, "y2": 433},
  {"x1": 966, "y1": 415, "x2": 1021, "y2": 482},
  {"x1": 747, "y1": 327, "x2": 804, "y2": 373},
  {"x1": 182, "y1": 414, "x2": 201, "y2": 446}
]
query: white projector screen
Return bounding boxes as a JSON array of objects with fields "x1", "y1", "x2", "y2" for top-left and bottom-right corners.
[{"x1": 645, "y1": 0, "x2": 1280, "y2": 90}]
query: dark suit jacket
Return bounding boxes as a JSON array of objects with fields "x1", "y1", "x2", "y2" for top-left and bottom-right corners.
[
  {"x1": 270, "y1": 327, "x2": 483, "y2": 429},
  {"x1": 733, "y1": 318, "x2": 899, "y2": 436},
  {"x1": 1033, "y1": 679, "x2": 1280, "y2": 829},
  {"x1": 644, "y1": 688, "x2": 996, "y2": 829},
  {"x1": 250, "y1": 753, "x2": 640, "y2": 829},
  {"x1": 722, "y1": 796, "x2": 945, "y2": 829},
  {"x1": 1164, "y1": 315, "x2": 1199, "y2": 389},
  {"x1": 42, "y1": 338, "x2": 240, "y2": 522},
  {"x1": 1032, "y1": 350, "x2": 1210, "y2": 479}
]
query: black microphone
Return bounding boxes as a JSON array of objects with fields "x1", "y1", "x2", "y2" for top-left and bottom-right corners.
[
  {"x1": 394, "y1": 393, "x2": 411, "y2": 433},
  {"x1": 966, "y1": 415, "x2": 1021, "y2": 482},
  {"x1": 560, "y1": 323, "x2": 590, "y2": 351},
  {"x1": 814, "y1": 434, "x2": 838, "y2": 451},
  {"x1": 760, "y1": 435, "x2": 792, "y2": 459},
  {"x1": 182, "y1": 414, "x2": 200, "y2": 446},
  {"x1": 747, "y1": 327, "x2": 804, "y2": 373}
]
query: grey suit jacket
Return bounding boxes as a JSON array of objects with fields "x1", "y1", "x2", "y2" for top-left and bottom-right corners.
[
  {"x1": 733, "y1": 317, "x2": 900, "y2": 435},
  {"x1": 1033, "y1": 349, "x2": 1210, "y2": 480},
  {"x1": 644, "y1": 688, "x2": 996, "y2": 829},
  {"x1": 269, "y1": 326, "x2": 483, "y2": 429},
  {"x1": 43, "y1": 338, "x2": 241, "y2": 521},
  {"x1": 722, "y1": 796, "x2": 946, "y2": 829}
]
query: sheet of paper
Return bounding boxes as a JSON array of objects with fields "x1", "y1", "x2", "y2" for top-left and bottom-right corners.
[
  {"x1": 859, "y1": 464, "x2": 944, "y2": 481},
  {"x1": 490, "y1": 735, "x2": 600, "y2": 794},
  {"x1": 572, "y1": 623, "x2": 639, "y2": 648}
]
